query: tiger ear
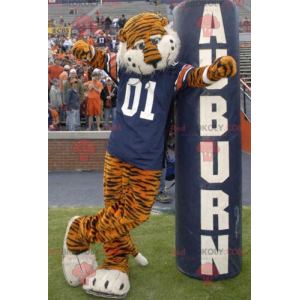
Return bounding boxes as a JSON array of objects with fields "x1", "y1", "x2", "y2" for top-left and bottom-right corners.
[
  {"x1": 160, "y1": 17, "x2": 169, "y2": 27},
  {"x1": 118, "y1": 28, "x2": 126, "y2": 43}
]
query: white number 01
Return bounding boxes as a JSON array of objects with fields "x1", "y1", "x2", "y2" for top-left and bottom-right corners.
[{"x1": 121, "y1": 79, "x2": 156, "y2": 121}]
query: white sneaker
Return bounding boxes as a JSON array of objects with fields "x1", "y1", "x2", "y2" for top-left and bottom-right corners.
[{"x1": 156, "y1": 191, "x2": 171, "y2": 203}]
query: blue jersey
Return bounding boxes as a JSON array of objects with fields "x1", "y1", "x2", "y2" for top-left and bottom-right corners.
[
  {"x1": 97, "y1": 36, "x2": 106, "y2": 48},
  {"x1": 104, "y1": 53, "x2": 194, "y2": 170}
]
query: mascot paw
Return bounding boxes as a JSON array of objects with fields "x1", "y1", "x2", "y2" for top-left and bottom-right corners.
[
  {"x1": 62, "y1": 216, "x2": 98, "y2": 287},
  {"x1": 83, "y1": 269, "x2": 130, "y2": 299},
  {"x1": 208, "y1": 56, "x2": 237, "y2": 81},
  {"x1": 71, "y1": 41, "x2": 94, "y2": 62},
  {"x1": 134, "y1": 253, "x2": 148, "y2": 266}
]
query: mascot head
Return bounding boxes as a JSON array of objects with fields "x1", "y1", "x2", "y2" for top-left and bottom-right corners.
[{"x1": 117, "y1": 13, "x2": 180, "y2": 75}]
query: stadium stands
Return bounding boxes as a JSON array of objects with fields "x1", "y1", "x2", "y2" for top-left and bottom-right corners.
[
  {"x1": 237, "y1": 4, "x2": 250, "y2": 22},
  {"x1": 239, "y1": 43, "x2": 251, "y2": 87},
  {"x1": 48, "y1": 1, "x2": 168, "y2": 26},
  {"x1": 49, "y1": 1, "x2": 251, "y2": 32},
  {"x1": 49, "y1": 0, "x2": 251, "y2": 130}
]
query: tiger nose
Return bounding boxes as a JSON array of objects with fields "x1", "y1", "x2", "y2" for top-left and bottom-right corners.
[{"x1": 146, "y1": 58, "x2": 162, "y2": 69}]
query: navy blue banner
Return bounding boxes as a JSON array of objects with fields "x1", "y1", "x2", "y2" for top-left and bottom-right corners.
[{"x1": 174, "y1": 0, "x2": 242, "y2": 280}]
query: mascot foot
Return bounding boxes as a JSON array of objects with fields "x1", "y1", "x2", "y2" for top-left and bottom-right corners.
[
  {"x1": 134, "y1": 253, "x2": 148, "y2": 266},
  {"x1": 62, "y1": 216, "x2": 98, "y2": 287},
  {"x1": 83, "y1": 269, "x2": 130, "y2": 299}
]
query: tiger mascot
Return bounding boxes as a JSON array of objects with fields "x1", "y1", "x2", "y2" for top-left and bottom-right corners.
[{"x1": 62, "y1": 13, "x2": 236, "y2": 298}]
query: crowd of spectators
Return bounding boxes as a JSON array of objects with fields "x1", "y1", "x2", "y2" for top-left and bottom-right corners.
[
  {"x1": 48, "y1": 10, "x2": 174, "y2": 203},
  {"x1": 239, "y1": 17, "x2": 251, "y2": 32},
  {"x1": 48, "y1": 30, "x2": 120, "y2": 131},
  {"x1": 85, "y1": 12, "x2": 127, "y2": 33},
  {"x1": 49, "y1": 9, "x2": 163, "y2": 33},
  {"x1": 242, "y1": 17, "x2": 251, "y2": 26},
  {"x1": 48, "y1": 11, "x2": 167, "y2": 131}
]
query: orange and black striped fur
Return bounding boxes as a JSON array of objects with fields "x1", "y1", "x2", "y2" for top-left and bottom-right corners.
[
  {"x1": 72, "y1": 13, "x2": 236, "y2": 82},
  {"x1": 69, "y1": 13, "x2": 237, "y2": 275},
  {"x1": 187, "y1": 56, "x2": 236, "y2": 88},
  {"x1": 72, "y1": 40, "x2": 106, "y2": 69},
  {"x1": 66, "y1": 152, "x2": 161, "y2": 274}
]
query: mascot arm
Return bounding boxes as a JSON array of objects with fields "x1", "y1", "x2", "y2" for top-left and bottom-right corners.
[
  {"x1": 187, "y1": 56, "x2": 237, "y2": 88},
  {"x1": 72, "y1": 40, "x2": 106, "y2": 70}
]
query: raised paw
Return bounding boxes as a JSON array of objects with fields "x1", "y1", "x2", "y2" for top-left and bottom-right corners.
[
  {"x1": 72, "y1": 41, "x2": 94, "y2": 62},
  {"x1": 83, "y1": 269, "x2": 130, "y2": 299},
  {"x1": 208, "y1": 56, "x2": 237, "y2": 81}
]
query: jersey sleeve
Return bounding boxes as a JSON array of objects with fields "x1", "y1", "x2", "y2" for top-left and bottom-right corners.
[
  {"x1": 174, "y1": 62, "x2": 194, "y2": 93},
  {"x1": 104, "y1": 52, "x2": 119, "y2": 84}
]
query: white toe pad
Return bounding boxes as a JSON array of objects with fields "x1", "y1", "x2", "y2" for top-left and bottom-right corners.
[{"x1": 83, "y1": 269, "x2": 130, "y2": 299}]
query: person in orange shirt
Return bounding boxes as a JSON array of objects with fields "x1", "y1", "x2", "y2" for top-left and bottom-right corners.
[
  {"x1": 75, "y1": 58, "x2": 82, "y2": 66},
  {"x1": 56, "y1": 49, "x2": 64, "y2": 60},
  {"x1": 86, "y1": 72, "x2": 103, "y2": 131},
  {"x1": 65, "y1": 49, "x2": 74, "y2": 61},
  {"x1": 51, "y1": 45, "x2": 58, "y2": 53},
  {"x1": 48, "y1": 58, "x2": 64, "y2": 83},
  {"x1": 87, "y1": 35, "x2": 94, "y2": 46}
]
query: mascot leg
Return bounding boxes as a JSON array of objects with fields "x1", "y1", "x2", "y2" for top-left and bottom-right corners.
[
  {"x1": 62, "y1": 215, "x2": 98, "y2": 287},
  {"x1": 100, "y1": 154, "x2": 149, "y2": 271},
  {"x1": 63, "y1": 152, "x2": 161, "y2": 298}
]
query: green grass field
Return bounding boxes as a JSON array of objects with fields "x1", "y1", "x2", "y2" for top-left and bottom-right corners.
[{"x1": 49, "y1": 207, "x2": 251, "y2": 300}]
